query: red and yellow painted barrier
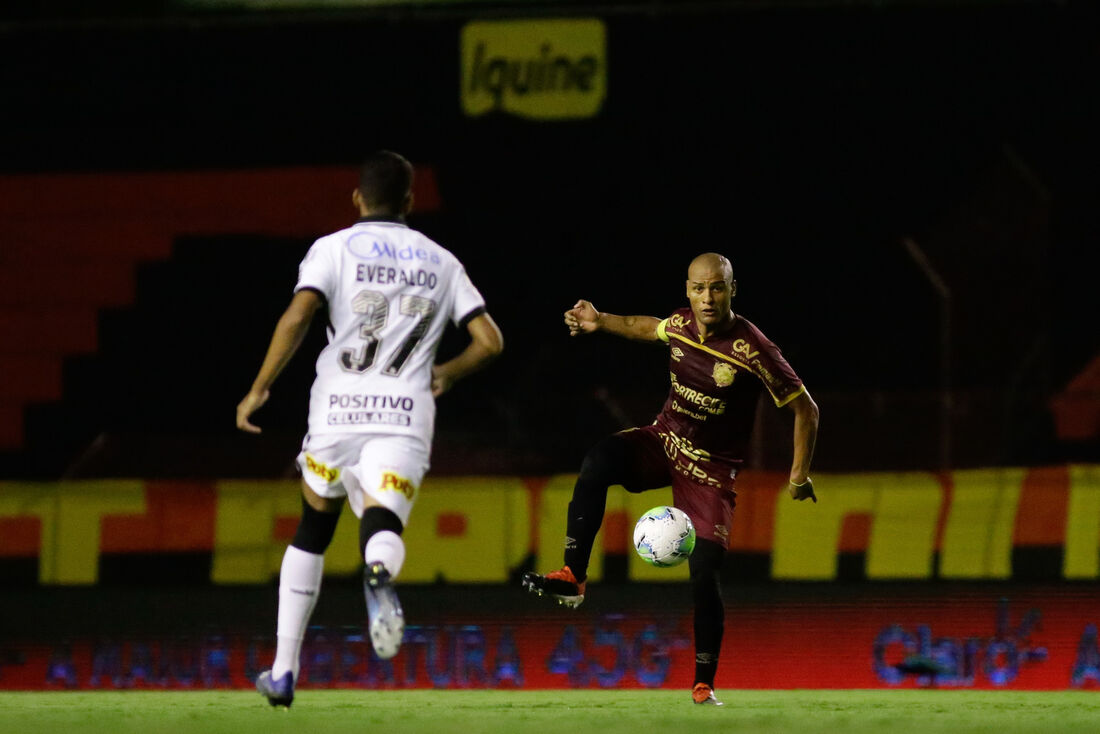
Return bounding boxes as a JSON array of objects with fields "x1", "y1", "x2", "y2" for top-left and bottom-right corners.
[{"x1": 1, "y1": 465, "x2": 1098, "y2": 584}]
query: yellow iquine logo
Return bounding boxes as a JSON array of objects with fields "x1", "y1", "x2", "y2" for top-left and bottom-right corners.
[{"x1": 461, "y1": 19, "x2": 607, "y2": 120}]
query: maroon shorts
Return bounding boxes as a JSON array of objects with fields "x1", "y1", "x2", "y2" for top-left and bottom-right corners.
[{"x1": 605, "y1": 425, "x2": 739, "y2": 549}]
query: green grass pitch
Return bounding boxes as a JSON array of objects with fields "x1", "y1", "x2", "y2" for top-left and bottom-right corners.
[{"x1": 1, "y1": 690, "x2": 1098, "y2": 734}]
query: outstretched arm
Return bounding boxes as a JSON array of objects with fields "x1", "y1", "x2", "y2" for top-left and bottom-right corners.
[
  {"x1": 431, "y1": 312, "x2": 504, "y2": 397},
  {"x1": 236, "y1": 289, "x2": 324, "y2": 433},
  {"x1": 785, "y1": 389, "x2": 820, "y2": 502},
  {"x1": 564, "y1": 299, "x2": 660, "y2": 341}
]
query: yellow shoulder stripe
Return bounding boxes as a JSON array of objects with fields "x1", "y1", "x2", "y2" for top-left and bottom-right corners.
[
  {"x1": 656, "y1": 318, "x2": 670, "y2": 343},
  {"x1": 666, "y1": 332, "x2": 751, "y2": 371},
  {"x1": 774, "y1": 383, "x2": 806, "y2": 408}
]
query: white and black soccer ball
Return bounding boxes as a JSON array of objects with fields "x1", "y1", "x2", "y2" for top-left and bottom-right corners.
[{"x1": 633, "y1": 506, "x2": 696, "y2": 567}]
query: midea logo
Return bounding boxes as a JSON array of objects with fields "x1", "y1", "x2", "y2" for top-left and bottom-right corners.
[{"x1": 461, "y1": 19, "x2": 606, "y2": 120}]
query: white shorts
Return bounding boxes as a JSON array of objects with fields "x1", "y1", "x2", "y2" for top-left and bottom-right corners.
[{"x1": 296, "y1": 433, "x2": 429, "y2": 524}]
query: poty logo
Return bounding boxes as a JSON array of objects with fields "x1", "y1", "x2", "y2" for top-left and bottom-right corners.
[
  {"x1": 380, "y1": 471, "x2": 416, "y2": 500},
  {"x1": 305, "y1": 454, "x2": 340, "y2": 483},
  {"x1": 461, "y1": 19, "x2": 606, "y2": 120}
]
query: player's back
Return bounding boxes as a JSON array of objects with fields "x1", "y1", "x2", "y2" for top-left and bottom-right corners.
[{"x1": 296, "y1": 218, "x2": 484, "y2": 440}]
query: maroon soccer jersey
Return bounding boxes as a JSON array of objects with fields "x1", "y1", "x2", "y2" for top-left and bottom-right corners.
[{"x1": 654, "y1": 307, "x2": 804, "y2": 463}]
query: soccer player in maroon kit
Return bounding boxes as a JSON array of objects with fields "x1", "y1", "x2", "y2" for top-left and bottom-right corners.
[{"x1": 523, "y1": 252, "x2": 819, "y2": 705}]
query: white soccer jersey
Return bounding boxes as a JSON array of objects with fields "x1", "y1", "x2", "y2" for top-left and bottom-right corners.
[{"x1": 294, "y1": 217, "x2": 486, "y2": 445}]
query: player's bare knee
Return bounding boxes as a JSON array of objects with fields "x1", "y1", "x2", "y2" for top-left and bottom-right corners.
[{"x1": 301, "y1": 481, "x2": 343, "y2": 513}]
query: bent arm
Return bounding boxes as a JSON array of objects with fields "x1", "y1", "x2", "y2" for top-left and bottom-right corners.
[
  {"x1": 786, "y1": 389, "x2": 820, "y2": 498},
  {"x1": 236, "y1": 289, "x2": 323, "y2": 432},
  {"x1": 432, "y1": 312, "x2": 504, "y2": 396}
]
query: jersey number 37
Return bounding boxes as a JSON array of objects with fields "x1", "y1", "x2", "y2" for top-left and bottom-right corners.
[{"x1": 339, "y1": 289, "x2": 437, "y2": 377}]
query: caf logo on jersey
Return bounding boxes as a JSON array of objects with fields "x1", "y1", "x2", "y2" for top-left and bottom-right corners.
[{"x1": 712, "y1": 362, "x2": 736, "y2": 387}]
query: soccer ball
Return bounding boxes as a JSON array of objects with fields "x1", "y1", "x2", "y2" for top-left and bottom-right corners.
[{"x1": 633, "y1": 506, "x2": 696, "y2": 567}]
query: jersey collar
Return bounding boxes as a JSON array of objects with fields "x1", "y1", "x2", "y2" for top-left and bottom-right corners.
[
  {"x1": 355, "y1": 214, "x2": 407, "y2": 225},
  {"x1": 691, "y1": 312, "x2": 739, "y2": 342}
]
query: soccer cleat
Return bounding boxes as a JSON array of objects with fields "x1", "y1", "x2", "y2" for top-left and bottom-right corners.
[
  {"x1": 364, "y1": 561, "x2": 404, "y2": 659},
  {"x1": 521, "y1": 566, "x2": 586, "y2": 609},
  {"x1": 256, "y1": 669, "x2": 294, "y2": 708},
  {"x1": 692, "y1": 682, "x2": 724, "y2": 706}
]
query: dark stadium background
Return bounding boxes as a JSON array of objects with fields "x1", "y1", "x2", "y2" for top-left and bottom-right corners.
[
  {"x1": 2, "y1": 0, "x2": 1096, "y2": 478},
  {"x1": 1, "y1": 0, "x2": 1098, "y2": 692}
]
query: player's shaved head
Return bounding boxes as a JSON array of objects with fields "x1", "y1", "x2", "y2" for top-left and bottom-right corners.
[
  {"x1": 688, "y1": 253, "x2": 733, "y2": 284},
  {"x1": 358, "y1": 150, "x2": 414, "y2": 216},
  {"x1": 685, "y1": 253, "x2": 736, "y2": 336}
]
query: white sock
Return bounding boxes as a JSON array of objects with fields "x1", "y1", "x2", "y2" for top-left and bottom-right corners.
[
  {"x1": 365, "y1": 530, "x2": 406, "y2": 579},
  {"x1": 272, "y1": 545, "x2": 324, "y2": 681}
]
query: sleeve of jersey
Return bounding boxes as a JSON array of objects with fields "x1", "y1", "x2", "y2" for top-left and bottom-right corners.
[
  {"x1": 753, "y1": 339, "x2": 805, "y2": 408},
  {"x1": 451, "y1": 266, "x2": 487, "y2": 327},
  {"x1": 294, "y1": 239, "x2": 335, "y2": 303},
  {"x1": 656, "y1": 318, "x2": 670, "y2": 343}
]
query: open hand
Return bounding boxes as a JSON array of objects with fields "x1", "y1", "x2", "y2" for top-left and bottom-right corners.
[{"x1": 236, "y1": 389, "x2": 269, "y2": 433}]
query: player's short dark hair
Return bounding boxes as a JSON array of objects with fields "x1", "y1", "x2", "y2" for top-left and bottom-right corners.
[{"x1": 358, "y1": 150, "x2": 413, "y2": 214}]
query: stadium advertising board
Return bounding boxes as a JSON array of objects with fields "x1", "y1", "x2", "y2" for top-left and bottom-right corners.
[
  {"x1": 1, "y1": 588, "x2": 1098, "y2": 690},
  {"x1": 1, "y1": 466, "x2": 1098, "y2": 585},
  {"x1": 460, "y1": 19, "x2": 607, "y2": 120}
]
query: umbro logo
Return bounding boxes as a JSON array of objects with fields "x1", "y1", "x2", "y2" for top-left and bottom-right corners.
[
  {"x1": 564, "y1": 536, "x2": 577, "y2": 550},
  {"x1": 671, "y1": 347, "x2": 685, "y2": 361}
]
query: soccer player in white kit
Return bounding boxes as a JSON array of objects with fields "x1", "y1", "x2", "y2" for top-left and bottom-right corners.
[{"x1": 236, "y1": 151, "x2": 503, "y2": 707}]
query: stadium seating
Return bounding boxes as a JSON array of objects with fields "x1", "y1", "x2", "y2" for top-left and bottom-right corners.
[{"x1": 0, "y1": 167, "x2": 438, "y2": 476}]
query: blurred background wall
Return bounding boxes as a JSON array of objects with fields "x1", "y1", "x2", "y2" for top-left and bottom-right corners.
[{"x1": 1, "y1": 0, "x2": 1096, "y2": 480}]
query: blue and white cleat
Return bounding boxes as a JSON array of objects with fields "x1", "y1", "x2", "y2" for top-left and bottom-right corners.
[
  {"x1": 364, "y1": 561, "x2": 404, "y2": 659},
  {"x1": 256, "y1": 669, "x2": 294, "y2": 708}
]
